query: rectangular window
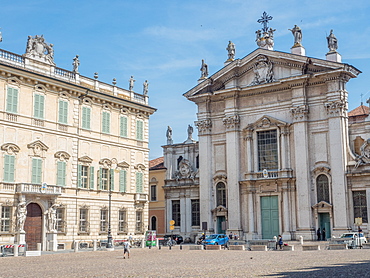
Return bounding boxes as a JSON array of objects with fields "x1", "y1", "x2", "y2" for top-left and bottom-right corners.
[
  {"x1": 136, "y1": 211, "x2": 143, "y2": 233},
  {"x1": 353, "y1": 191, "x2": 368, "y2": 223},
  {"x1": 119, "y1": 170, "x2": 127, "y2": 192},
  {"x1": 136, "y1": 120, "x2": 143, "y2": 140},
  {"x1": 100, "y1": 210, "x2": 107, "y2": 232},
  {"x1": 79, "y1": 209, "x2": 88, "y2": 233},
  {"x1": 31, "y1": 158, "x2": 42, "y2": 184},
  {"x1": 102, "y1": 111, "x2": 110, "y2": 134},
  {"x1": 34, "y1": 93, "x2": 45, "y2": 119},
  {"x1": 3, "y1": 154, "x2": 15, "y2": 182},
  {"x1": 78, "y1": 165, "x2": 94, "y2": 189},
  {"x1": 99, "y1": 168, "x2": 109, "y2": 190},
  {"x1": 150, "y1": 185, "x2": 157, "y2": 201},
  {"x1": 191, "y1": 199, "x2": 200, "y2": 226},
  {"x1": 56, "y1": 208, "x2": 64, "y2": 233},
  {"x1": 120, "y1": 116, "x2": 128, "y2": 137},
  {"x1": 82, "y1": 106, "x2": 91, "y2": 130},
  {"x1": 58, "y1": 100, "x2": 68, "y2": 124},
  {"x1": 56, "y1": 161, "x2": 66, "y2": 186},
  {"x1": 6, "y1": 87, "x2": 18, "y2": 114},
  {"x1": 1, "y1": 206, "x2": 11, "y2": 232},
  {"x1": 257, "y1": 130, "x2": 278, "y2": 171},
  {"x1": 118, "y1": 210, "x2": 127, "y2": 233},
  {"x1": 136, "y1": 172, "x2": 143, "y2": 193},
  {"x1": 172, "y1": 200, "x2": 181, "y2": 227}
]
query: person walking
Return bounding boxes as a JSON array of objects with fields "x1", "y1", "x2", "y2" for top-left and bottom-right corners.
[
  {"x1": 278, "y1": 235, "x2": 283, "y2": 250},
  {"x1": 317, "y1": 228, "x2": 321, "y2": 241},
  {"x1": 123, "y1": 240, "x2": 131, "y2": 259},
  {"x1": 322, "y1": 228, "x2": 326, "y2": 241}
]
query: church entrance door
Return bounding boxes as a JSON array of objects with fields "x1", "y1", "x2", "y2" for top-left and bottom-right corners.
[
  {"x1": 319, "y1": 213, "x2": 331, "y2": 240},
  {"x1": 261, "y1": 196, "x2": 279, "y2": 239},
  {"x1": 217, "y1": 216, "x2": 226, "y2": 234},
  {"x1": 24, "y1": 203, "x2": 42, "y2": 251}
]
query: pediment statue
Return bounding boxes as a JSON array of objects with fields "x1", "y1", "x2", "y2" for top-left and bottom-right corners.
[
  {"x1": 355, "y1": 138, "x2": 370, "y2": 168},
  {"x1": 24, "y1": 35, "x2": 55, "y2": 65},
  {"x1": 249, "y1": 55, "x2": 275, "y2": 86}
]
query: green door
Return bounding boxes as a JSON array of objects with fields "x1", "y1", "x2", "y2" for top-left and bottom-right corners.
[
  {"x1": 217, "y1": 216, "x2": 226, "y2": 234},
  {"x1": 261, "y1": 196, "x2": 279, "y2": 239},
  {"x1": 319, "y1": 213, "x2": 331, "y2": 240}
]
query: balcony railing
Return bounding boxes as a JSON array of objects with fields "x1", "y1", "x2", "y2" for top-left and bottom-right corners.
[
  {"x1": 135, "y1": 193, "x2": 148, "y2": 203},
  {"x1": 15, "y1": 183, "x2": 62, "y2": 195},
  {"x1": 245, "y1": 169, "x2": 293, "y2": 180}
]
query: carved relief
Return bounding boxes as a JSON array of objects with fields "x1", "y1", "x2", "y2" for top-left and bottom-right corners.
[
  {"x1": 54, "y1": 151, "x2": 71, "y2": 161},
  {"x1": 249, "y1": 55, "x2": 275, "y2": 86},
  {"x1": 290, "y1": 105, "x2": 309, "y2": 120},
  {"x1": 174, "y1": 159, "x2": 197, "y2": 181},
  {"x1": 1, "y1": 143, "x2": 20, "y2": 155},
  {"x1": 355, "y1": 138, "x2": 370, "y2": 168},
  {"x1": 223, "y1": 114, "x2": 240, "y2": 129},
  {"x1": 24, "y1": 35, "x2": 55, "y2": 65},
  {"x1": 27, "y1": 140, "x2": 49, "y2": 157}
]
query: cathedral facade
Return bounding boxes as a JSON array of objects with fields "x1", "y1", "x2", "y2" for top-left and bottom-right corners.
[{"x1": 183, "y1": 22, "x2": 369, "y2": 240}]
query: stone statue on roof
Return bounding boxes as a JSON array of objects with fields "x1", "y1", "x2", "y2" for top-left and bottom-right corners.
[
  {"x1": 200, "y1": 59, "x2": 208, "y2": 79},
  {"x1": 226, "y1": 41, "x2": 235, "y2": 61},
  {"x1": 143, "y1": 80, "x2": 149, "y2": 95},
  {"x1": 24, "y1": 35, "x2": 55, "y2": 65},
  {"x1": 327, "y1": 30, "x2": 338, "y2": 52},
  {"x1": 166, "y1": 126, "x2": 173, "y2": 145},
  {"x1": 129, "y1": 76, "x2": 135, "y2": 91},
  {"x1": 72, "y1": 55, "x2": 80, "y2": 73},
  {"x1": 289, "y1": 25, "x2": 302, "y2": 47}
]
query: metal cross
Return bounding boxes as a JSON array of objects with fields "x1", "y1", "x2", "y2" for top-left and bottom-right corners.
[{"x1": 257, "y1": 11, "x2": 273, "y2": 32}]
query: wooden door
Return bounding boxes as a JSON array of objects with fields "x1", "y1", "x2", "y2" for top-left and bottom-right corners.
[
  {"x1": 24, "y1": 203, "x2": 42, "y2": 251},
  {"x1": 261, "y1": 196, "x2": 279, "y2": 239}
]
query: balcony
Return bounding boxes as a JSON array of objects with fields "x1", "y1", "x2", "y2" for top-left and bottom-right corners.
[
  {"x1": 244, "y1": 169, "x2": 293, "y2": 180},
  {"x1": 135, "y1": 193, "x2": 148, "y2": 203},
  {"x1": 15, "y1": 183, "x2": 62, "y2": 196}
]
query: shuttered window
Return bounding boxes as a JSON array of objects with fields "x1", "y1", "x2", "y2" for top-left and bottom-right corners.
[
  {"x1": 82, "y1": 106, "x2": 91, "y2": 129},
  {"x1": 56, "y1": 161, "x2": 66, "y2": 186},
  {"x1": 31, "y1": 158, "x2": 42, "y2": 184},
  {"x1": 3, "y1": 155, "x2": 15, "y2": 182},
  {"x1": 136, "y1": 120, "x2": 143, "y2": 140},
  {"x1": 136, "y1": 172, "x2": 143, "y2": 193},
  {"x1": 120, "y1": 116, "x2": 128, "y2": 137},
  {"x1": 102, "y1": 111, "x2": 110, "y2": 134},
  {"x1": 58, "y1": 100, "x2": 68, "y2": 124},
  {"x1": 119, "y1": 170, "x2": 127, "y2": 192},
  {"x1": 34, "y1": 93, "x2": 45, "y2": 119},
  {"x1": 6, "y1": 87, "x2": 19, "y2": 114}
]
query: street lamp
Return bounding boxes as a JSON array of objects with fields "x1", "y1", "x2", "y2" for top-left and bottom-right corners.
[{"x1": 106, "y1": 169, "x2": 114, "y2": 251}]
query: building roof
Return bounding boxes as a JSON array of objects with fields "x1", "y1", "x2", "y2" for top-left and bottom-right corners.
[
  {"x1": 149, "y1": 157, "x2": 165, "y2": 170},
  {"x1": 348, "y1": 104, "x2": 370, "y2": 117}
]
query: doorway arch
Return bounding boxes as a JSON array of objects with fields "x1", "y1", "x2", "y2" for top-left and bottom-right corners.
[{"x1": 24, "y1": 203, "x2": 43, "y2": 251}]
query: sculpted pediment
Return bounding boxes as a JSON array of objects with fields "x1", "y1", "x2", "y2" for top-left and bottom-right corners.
[
  {"x1": 184, "y1": 48, "x2": 360, "y2": 99},
  {"x1": 247, "y1": 115, "x2": 290, "y2": 130}
]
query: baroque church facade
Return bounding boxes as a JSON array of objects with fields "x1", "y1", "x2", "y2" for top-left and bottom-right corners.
[
  {"x1": 0, "y1": 35, "x2": 155, "y2": 250},
  {"x1": 178, "y1": 17, "x2": 369, "y2": 241}
]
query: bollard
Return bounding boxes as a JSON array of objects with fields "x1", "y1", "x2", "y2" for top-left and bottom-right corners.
[
  {"x1": 300, "y1": 236, "x2": 304, "y2": 245},
  {"x1": 37, "y1": 243, "x2": 42, "y2": 251},
  {"x1": 74, "y1": 241, "x2": 79, "y2": 252},
  {"x1": 180, "y1": 244, "x2": 182, "y2": 250},
  {"x1": 149, "y1": 244, "x2": 152, "y2": 249},
  {"x1": 93, "y1": 240, "x2": 97, "y2": 251},
  {"x1": 141, "y1": 238, "x2": 145, "y2": 249},
  {"x1": 169, "y1": 245, "x2": 172, "y2": 250},
  {"x1": 159, "y1": 244, "x2": 161, "y2": 250},
  {"x1": 13, "y1": 244, "x2": 19, "y2": 257}
]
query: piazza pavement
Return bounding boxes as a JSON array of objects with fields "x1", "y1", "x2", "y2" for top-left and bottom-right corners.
[{"x1": 1, "y1": 243, "x2": 370, "y2": 277}]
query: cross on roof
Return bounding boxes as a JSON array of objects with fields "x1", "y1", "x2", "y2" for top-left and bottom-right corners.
[{"x1": 257, "y1": 11, "x2": 273, "y2": 33}]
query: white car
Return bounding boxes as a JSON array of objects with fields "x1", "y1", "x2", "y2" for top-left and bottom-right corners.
[{"x1": 340, "y1": 232, "x2": 367, "y2": 248}]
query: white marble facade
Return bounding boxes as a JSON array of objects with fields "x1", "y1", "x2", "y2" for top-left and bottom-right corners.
[{"x1": 184, "y1": 45, "x2": 368, "y2": 241}]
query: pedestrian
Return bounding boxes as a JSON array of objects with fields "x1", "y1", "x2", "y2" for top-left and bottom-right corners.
[
  {"x1": 317, "y1": 228, "x2": 321, "y2": 241},
  {"x1": 229, "y1": 232, "x2": 233, "y2": 240},
  {"x1": 123, "y1": 240, "x2": 131, "y2": 259},
  {"x1": 278, "y1": 235, "x2": 283, "y2": 250},
  {"x1": 322, "y1": 228, "x2": 326, "y2": 241}
]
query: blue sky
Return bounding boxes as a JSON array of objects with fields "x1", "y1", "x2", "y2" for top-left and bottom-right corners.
[{"x1": 1, "y1": 1, "x2": 370, "y2": 159}]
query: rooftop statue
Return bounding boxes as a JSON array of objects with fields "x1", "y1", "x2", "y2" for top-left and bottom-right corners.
[
  {"x1": 129, "y1": 76, "x2": 135, "y2": 91},
  {"x1": 72, "y1": 55, "x2": 80, "y2": 73},
  {"x1": 200, "y1": 59, "x2": 208, "y2": 79},
  {"x1": 24, "y1": 35, "x2": 55, "y2": 65},
  {"x1": 226, "y1": 41, "x2": 235, "y2": 62},
  {"x1": 166, "y1": 126, "x2": 173, "y2": 145},
  {"x1": 289, "y1": 25, "x2": 302, "y2": 47},
  {"x1": 143, "y1": 80, "x2": 149, "y2": 95},
  {"x1": 255, "y1": 12, "x2": 275, "y2": 50},
  {"x1": 327, "y1": 29, "x2": 338, "y2": 53}
]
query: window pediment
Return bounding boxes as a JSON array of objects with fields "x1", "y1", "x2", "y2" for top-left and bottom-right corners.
[
  {"x1": 117, "y1": 161, "x2": 130, "y2": 168},
  {"x1": 248, "y1": 115, "x2": 290, "y2": 130},
  {"x1": 1, "y1": 143, "x2": 20, "y2": 154},
  {"x1": 27, "y1": 140, "x2": 49, "y2": 156},
  {"x1": 78, "y1": 156, "x2": 93, "y2": 164},
  {"x1": 135, "y1": 163, "x2": 146, "y2": 170},
  {"x1": 99, "y1": 158, "x2": 112, "y2": 167},
  {"x1": 54, "y1": 151, "x2": 71, "y2": 161}
]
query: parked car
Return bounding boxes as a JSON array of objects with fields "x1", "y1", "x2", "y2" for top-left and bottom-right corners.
[
  {"x1": 340, "y1": 232, "x2": 367, "y2": 248},
  {"x1": 164, "y1": 234, "x2": 184, "y2": 244},
  {"x1": 202, "y1": 234, "x2": 229, "y2": 246}
]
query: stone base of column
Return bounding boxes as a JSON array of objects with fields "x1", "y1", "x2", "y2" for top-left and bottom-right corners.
[
  {"x1": 291, "y1": 46, "x2": 305, "y2": 56},
  {"x1": 326, "y1": 52, "x2": 341, "y2": 62}
]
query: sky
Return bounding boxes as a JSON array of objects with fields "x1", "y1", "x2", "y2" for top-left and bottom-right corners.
[{"x1": 1, "y1": 0, "x2": 370, "y2": 160}]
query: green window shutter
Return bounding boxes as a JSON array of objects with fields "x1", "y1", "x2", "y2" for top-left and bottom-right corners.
[
  {"x1": 119, "y1": 170, "x2": 126, "y2": 192},
  {"x1": 57, "y1": 161, "x2": 66, "y2": 186},
  {"x1": 34, "y1": 94, "x2": 45, "y2": 119},
  {"x1": 77, "y1": 164, "x2": 82, "y2": 188},
  {"x1": 6, "y1": 87, "x2": 18, "y2": 113},
  {"x1": 59, "y1": 100, "x2": 68, "y2": 124},
  {"x1": 82, "y1": 107, "x2": 91, "y2": 129},
  {"x1": 89, "y1": 166, "x2": 95, "y2": 189},
  {"x1": 32, "y1": 158, "x2": 42, "y2": 184},
  {"x1": 99, "y1": 167, "x2": 103, "y2": 190},
  {"x1": 4, "y1": 155, "x2": 15, "y2": 182},
  {"x1": 102, "y1": 112, "x2": 110, "y2": 134},
  {"x1": 136, "y1": 120, "x2": 143, "y2": 140},
  {"x1": 120, "y1": 116, "x2": 128, "y2": 137},
  {"x1": 136, "y1": 172, "x2": 143, "y2": 193},
  {"x1": 110, "y1": 169, "x2": 114, "y2": 191}
]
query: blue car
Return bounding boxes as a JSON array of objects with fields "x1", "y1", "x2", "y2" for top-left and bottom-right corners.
[{"x1": 203, "y1": 234, "x2": 229, "y2": 246}]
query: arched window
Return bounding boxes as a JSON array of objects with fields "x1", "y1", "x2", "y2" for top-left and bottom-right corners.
[
  {"x1": 151, "y1": 216, "x2": 157, "y2": 231},
  {"x1": 216, "y1": 182, "x2": 226, "y2": 207},
  {"x1": 317, "y1": 174, "x2": 329, "y2": 203}
]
